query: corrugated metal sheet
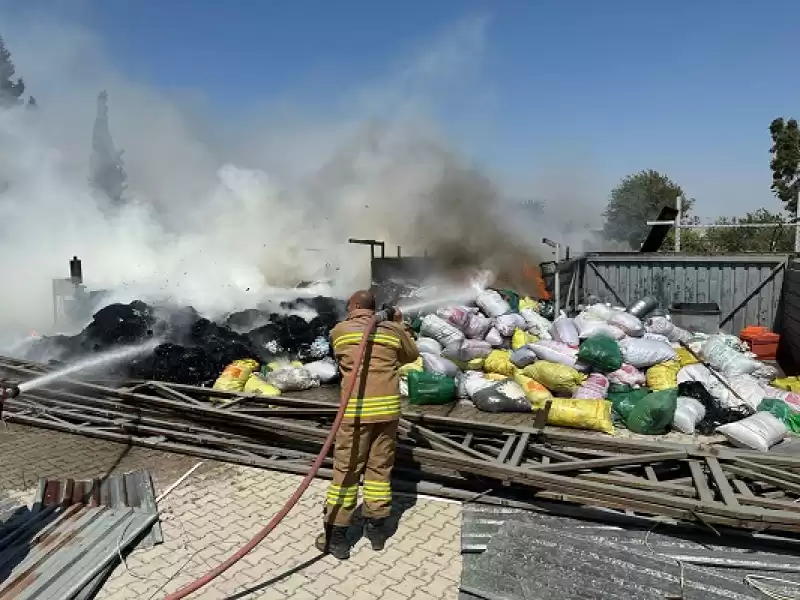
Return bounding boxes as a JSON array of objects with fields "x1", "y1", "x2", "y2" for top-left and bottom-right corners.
[
  {"x1": 0, "y1": 470, "x2": 161, "y2": 600},
  {"x1": 460, "y1": 506, "x2": 800, "y2": 600},
  {"x1": 578, "y1": 254, "x2": 789, "y2": 334},
  {"x1": 0, "y1": 506, "x2": 157, "y2": 600}
]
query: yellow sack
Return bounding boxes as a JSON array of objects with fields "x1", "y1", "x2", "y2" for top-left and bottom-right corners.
[
  {"x1": 266, "y1": 360, "x2": 302, "y2": 372},
  {"x1": 519, "y1": 297, "x2": 540, "y2": 312},
  {"x1": 532, "y1": 398, "x2": 614, "y2": 434},
  {"x1": 646, "y1": 360, "x2": 681, "y2": 391},
  {"x1": 453, "y1": 357, "x2": 485, "y2": 371},
  {"x1": 676, "y1": 347, "x2": 698, "y2": 367},
  {"x1": 213, "y1": 359, "x2": 259, "y2": 392},
  {"x1": 511, "y1": 328, "x2": 539, "y2": 350},
  {"x1": 522, "y1": 361, "x2": 584, "y2": 394},
  {"x1": 772, "y1": 377, "x2": 800, "y2": 393},
  {"x1": 484, "y1": 372, "x2": 509, "y2": 381},
  {"x1": 514, "y1": 372, "x2": 553, "y2": 404},
  {"x1": 399, "y1": 357, "x2": 424, "y2": 377},
  {"x1": 243, "y1": 373, "x2": 281, "y2": 397},
  {"x1": 484, "y1": 350, "x2": 517, "y2": 377}
]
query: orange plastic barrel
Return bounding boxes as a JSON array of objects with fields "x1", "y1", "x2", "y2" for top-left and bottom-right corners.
[
  {"x1": 750, "y1": 332, "x2": 780, "y2": 361},
  {"x1": 740, "y1": 326, "x2": 768, "y2": 345}
]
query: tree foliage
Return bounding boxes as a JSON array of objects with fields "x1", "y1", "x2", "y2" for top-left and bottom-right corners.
[
  {"x1": 770, "y1": 117, "x2": 800, "y2": 213},
  {"x1": 603, "y1": 170, "x2": 694, "y2": 249},
  {"x1": 0, "y1": 35, "x2": 26, "y2": 106}
]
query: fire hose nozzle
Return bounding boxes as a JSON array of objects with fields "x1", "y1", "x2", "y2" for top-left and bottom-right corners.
[
  {"x1": 1, "y1": 385, "x2": 20, "y2": 400},
  {"x1": 375, "y1": 305, "x2": 397, "y2": 323}
]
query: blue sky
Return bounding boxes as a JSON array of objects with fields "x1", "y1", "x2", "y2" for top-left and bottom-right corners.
[{"x1": 4, "y1": 0, "x2": 800, "y2": 219}]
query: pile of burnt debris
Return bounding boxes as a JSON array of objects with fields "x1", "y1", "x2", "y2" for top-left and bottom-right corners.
[{"x1": 25, "y1": 296, "x2": 345, "y2": 386}]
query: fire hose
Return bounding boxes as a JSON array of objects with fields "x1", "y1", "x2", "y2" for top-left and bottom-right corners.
[
  {"x1": 163, "y1": 306, "x2": 395, "y2": 599},
  {"x1": 0, "y1": 380, "x2": 21, "y2": 419}
]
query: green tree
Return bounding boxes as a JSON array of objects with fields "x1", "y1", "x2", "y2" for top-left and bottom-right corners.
[
  {"x1": 603, "y1": 170, "x2": 694, "y2": 248},
  {"x1": 0, "y1": 35, "x2": 25, "y2": 106},
  {"x1": 769, "y1": 118, "x2": 800, "y2": 213},
  {"x1": 704, "y1": 208, "x2": 793, "y2": 253}
]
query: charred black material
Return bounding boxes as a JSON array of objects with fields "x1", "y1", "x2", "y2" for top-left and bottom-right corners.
[{"x1": 677, "y1": 381, "x2": 752, "y2": 435}]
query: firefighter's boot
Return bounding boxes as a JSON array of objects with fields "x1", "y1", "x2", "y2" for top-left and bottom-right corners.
[
  {"x1": 364, "y1": 518, "x2": 389, "y2": 551},
  {"x1": 315, "y1": 526, "x2": 350, "y2": 560}
]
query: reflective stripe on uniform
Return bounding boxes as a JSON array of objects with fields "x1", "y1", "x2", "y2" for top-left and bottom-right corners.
[
  {"x1": 326, "y1": 483, "x2": 359, "y2": 507},
  {"x1": 333, "y1": 332, "x2": 401, "y2": 350},
  {"x1": 362, "y1": 480, "x2": 392, "y2": 502},
  {"x1": 343, "y1": 395, "x2": 401, "y2": 419}
]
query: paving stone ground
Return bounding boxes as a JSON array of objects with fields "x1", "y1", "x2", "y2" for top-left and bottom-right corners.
[{"x1": 0, "y1": 424, "x2": 463, "y2": 600}]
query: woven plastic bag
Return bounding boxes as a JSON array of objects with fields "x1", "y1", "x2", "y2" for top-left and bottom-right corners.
[
  {"x1": 520, "y1": 308, "x2": 553, "y2": 339},
  {"x1": 622, "y1": 388, "x2": 678, "y2": 435},
  {"x1": 717, "y1": 412, "x2": 787, "y2": 451},
  {"x1": 609, "y1": 312, "x2": 644, "y2": 337},
  {"x1": 242, "y1": 373, "x2": 281, "y2": 397},
  {"x1": 672, "y1": 396, "x2": 706, "y2": 434},
  {"x1": 463, "y1": 313, "x2": 493, "y2": 340},
  {"x1": 472, "y1": 380, "x2": 531, "y2": 413},
  {"x1": 758, "y1": 399, "x2": 800, "y2": 434},
  {"x1": 420, "y1": 314, "x2": 465, "y2": 348},
  {"x1": 267, "y1": 366, "x2": 319, "y2": 392},
  {"x1": 577, "y1": 336, "x2": 622, "y2": 372},
  {"x1": 485, "y1": 327, "x2": 505, "y2": 347},
  {"x1": 700, "y1": 335, "x2": 761, "y2": 377},
  {"x1": 510, "y1": 346, "x2": 538, "y2": 368},
  {"x1": 551, "y1": 315, "x2": 580, "y2": 347},
  {"x1": 416, "y1": 336, "x2": 443, "y2": 356},
  {"x1": 530, "y1": 340, "x2": 582, "y2": 368},
  {"x1": 607, "y1": 385, "x2": 649, "y2": 418},
  {"x1": 495, "y1": 313, "x2": 527, "y2": 337},
  {"x1": 421, "y1": 353, "x2": 460, "y2": 378},
  {"x1": 646, "y1": 360, "x2": 681, "y2": 391},
  {"x1": 436, "y1": 306, "x2": 473, "y2": 331},
  {"x1": 512, "y1": 328, "x2": 539, "y2": 350},
  {"x1": 573, "y1": 373, "x2": 609, "y2": 399},
  {"x1": 443, "y1": 339, "x2": 492, "y2": 362},
  {"x1": 476, "y1": 290, "x2": 511, "y2": 317},
  {"x1": 521, "y1": 360, "x2": 585, "y2": 394},
  {"x1": 676, "y1": 347, "x2": 699, "y2": 367},
  {"x1": 727, "y1": 374, "x2": 767, "y2": 411},
  {"x1": 407, "y1": 371, "x2": 456, "y2": 405},
  {"x1": 607, "y1": 364, "x2": 646, "y2": 387},
  {"x1": 304, "y1": 358, "x2": 339, "y2": 383},
  {"x1": 213, "y1": 359, "x2": 260, "y2": 392},
  {"x1": 534, "y1": 397, "x2": 614, "y2": 434},
  {"x1": 483, "y1": 349, "x2": 517, "y2": 377},
  {"x1": 513, "y1": 372, "x2": 553, "y2": 404},
  {"x1": 619, "y1": 338, "x2": 677, "y2": 368},
  {"x1": 399, "y1": 357, "x2": 424, "y2": 377}
]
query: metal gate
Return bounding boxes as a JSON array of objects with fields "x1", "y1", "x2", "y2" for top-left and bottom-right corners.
[{"x1": 576, "y1": 253, "x2": 789, "y2": 335}]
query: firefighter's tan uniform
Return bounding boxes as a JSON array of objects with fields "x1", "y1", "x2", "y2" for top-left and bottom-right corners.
[{"x1": 324, "y1": 308, "x2": 419, "y2": 527}]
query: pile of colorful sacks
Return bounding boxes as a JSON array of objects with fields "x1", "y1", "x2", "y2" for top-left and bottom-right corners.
[{"x1": 399, "y1": 290, "x2": 800, "y2": 452}]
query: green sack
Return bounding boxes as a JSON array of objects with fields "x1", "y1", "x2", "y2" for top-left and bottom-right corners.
[
  {"x1": 607, "y1": 385, "x2": 649, "y2": 418},
  {"x1": 407, "y1": 371, "x2": 456, "y2": 405},
  {"x1": 625, "y1": 388, "x2": 678, "y2": 435},
  {"x1": 411, "y1": 316, "x2": 423, "y2": 334},
  {"x1": 497, "y1": 288, "x2": 520, "y2": 312},
  {"x1": 577, "y1": 335, "x2": 623, "y2": 372},
  {"x1": 758, "y1": 399, "x2": 800, "y2": 434}
]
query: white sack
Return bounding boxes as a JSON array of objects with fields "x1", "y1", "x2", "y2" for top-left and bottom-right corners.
[
  {"x1": 643, "y1": 333, "x2": 671, "y2": 344},
  {"x1": 619, "y1": 338, "x2": 677, "y2": 368},
  {"x1": 304, "y1": 358, "x2": 339, "y2": 383},
  {"x1": 436, "y1": 306, "x2": 473, "y2": 331},
  {"x1": 267, "y1": 367, "x2": 320, "y2": 392},
  {"x1": 573, "y1": 373, "x2": 609, "y2": 399},
  {"x1": 399, "y1": 377, "x2": 409, "y2": 397},
  {"x1": 495, "y1": 313, "x2": 527, "y2": 337},
  {"x1": 551, "y1": 315, "x2": 580, "y2": 347},
  {"x1": 727, "y1": 374, "x2": 767, "y2": 411},
  {"x1": 476, "y1": 290, "x2": 511, "y2": 317},
  {"x1": 575, "y1": 312, "x2": 626, "y2": 340},
  {"x1": 463, "y1": 313, "x2": 492, "y2": 340},
  {"x1": 520, "y1": 308, "x2": 553, "y2": 339},
  {"x1": 464, "y1": 374, "x2": 496, "y2": 399},
  {"x1": 717, "y1": 412, "x2": 787, "y2": 452},
  {"x1": 677, "y1": 364, "x2": 732, "y2": 406},
  {"x1": 700, "y1": 335, "x2": 762, "y2": 377},
  {"x1": 672, "y1": 396, "x2": 707, "y2": 434},
  {"x1": 485, "y1": 327, "x2": 505, "y2": 347},
  {"x1": 530, "y1": 340, "x2": 581, "y2": 368},
  {"x1": 421, "y1": 353, "x2": 460, "y2": 378},
  {"x1": 420, "y1": 314, "x2": 465, "y2": 348},
  {"x1": 607, "y1": 364, "x2": 646, "y2": 387},
  {"x1": 416, "y1": 336, "x2": 443, "y2": 356},
  {"x1": 609, "y1": 312, "x2": 644, "y2": 337},
  {"x1": 584, "y1": 303, "x2": 614, "y2": 321},
  {"x1": 443, "y1": 339, "x2": 492, "y2": 362}
]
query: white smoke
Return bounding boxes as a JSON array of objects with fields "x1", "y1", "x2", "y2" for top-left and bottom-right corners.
[{"x1": 0, "y1": 12, "x2": 607, "y2": 340}]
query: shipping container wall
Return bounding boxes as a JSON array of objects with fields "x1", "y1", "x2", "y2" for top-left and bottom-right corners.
[
  {"x1": 578, "y1": 254, "x2": 789, "y2": 335},
  {"x1": 778, "y1": 260, "x2": 800, "y2": 374}
]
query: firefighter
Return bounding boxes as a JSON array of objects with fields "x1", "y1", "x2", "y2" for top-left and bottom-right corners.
[{"x1": 315, "y1": 289, "x2": 419, "y2": 560}]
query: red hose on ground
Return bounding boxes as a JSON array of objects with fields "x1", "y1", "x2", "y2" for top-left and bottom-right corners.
[{"x1": 163, "y1": 315, "x2": 380, "y2": 600}]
